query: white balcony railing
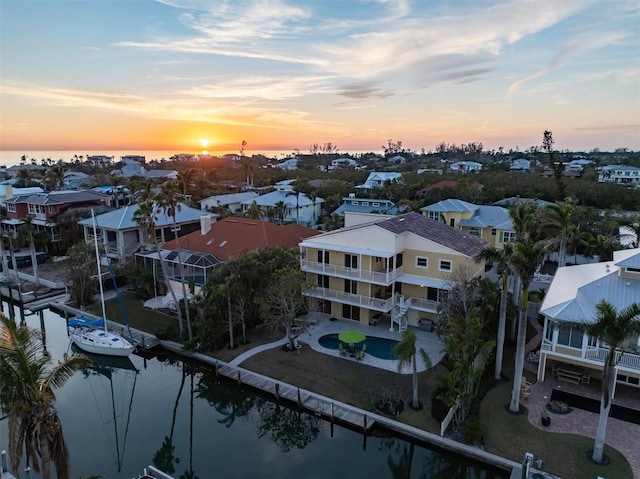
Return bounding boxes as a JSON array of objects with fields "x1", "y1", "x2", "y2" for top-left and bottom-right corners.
[
  {"x1": 585, "y1": 346, "x2": 640, "y2": 371},
  {"x1": 305, "y1": 286, "x2": 394, "y2": 312},
  {"x1": 301, "y1": 259, "x2": 402, "y2": 285},
  {"x1": 406, "y1": 296, "x2": 439, "y2": 313}
]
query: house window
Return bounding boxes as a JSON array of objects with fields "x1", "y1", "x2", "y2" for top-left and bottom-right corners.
[
  {"x1": 557, "y1": 326, "x2": 583, "y2": 349},
  {"x1": 317, "y1": 250, "x2": 329, "y2": 264},
  {"x1": 499, "y1": 231, "x2": 516, "y2": 243},
  {"x1": 6, "y1": 204, "x2": 15, "y2": 212},
  {"x1": 372, "y1": 202, "x2": 380, "y2": 207},
  {"x1": 28, "y1": 204, "x2": 36, "y2": 214},
  {"x1": 491, "y1": 228, "x2": 496, "y2": 236},
  {"x1": 317, "y1": 274, "x2": 329, "y2": 288},
  {"x1": 342, "y1": 304, "x2": 360, "y2": 321},
  {"x1": 344, "y1": 279, "x2": 357, "y2": 294},
  {"x1": 416, "y1": 257, "x2": 428, "y2": 268},
  {"x1": 426, "y1": 287, "x2": 439, "y2": 302},
  {"x1": 426, "y1": 211, "x2": 440, "y2": 221},
  {"x1": 344, "y1": 254, "x2": 358, "y2": 269},
  {"x1": 469, "y1": 227, "x2": 480, "y2": 236},
  {"x1": 375, "y1": 256, "x2": 382, "y2": 263},
  {"x1": 439, "y1": 260, "x2": 452, "y2": 272},
  {"x1": 48, "y1": 206, "x2": 55, "y2": 214},
  {"x1": 449, "y1": 218, "x2": 455, "y2": 227},
  {"x1": 362, "y1": 202, "x2": 369, "y2": 206}
]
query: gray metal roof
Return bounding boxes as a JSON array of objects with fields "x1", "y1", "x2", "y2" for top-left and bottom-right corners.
[
  {"x1": 6, "y1": 190, "x2": 108, "y2": 205},
  {"x1": 78, "y1": 202, "x2": 213, "y2": 230},
  {"x1": 459, "y1": 205, "x2": 513, "y2": 230},
  {"x1": 421, "y1": 199, "x2": 477, "y2": 213},
  {"x1": 540, "y1": 249, "x2": 640, "y2": 324}
]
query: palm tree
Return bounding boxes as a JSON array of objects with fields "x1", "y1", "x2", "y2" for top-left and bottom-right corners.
[
  {"x1": 586, "y1": 300, "x2": 640, "y2": 464},
  {"x1": 0, "y1": 314, "x2": 91, "y2": 479},
  {"x1": 157, "y1": 181, "x2": 192, "y2": 341},
  {"x1": 474, "y1": 244, "x2": 513, "y2": 380},
  {"x1": 243, "y1": 200, "x2": 261, "y2": 219},
  {"x1": 273, "y1": 200, "x2": 286, "y2": 224},
  {"x1": 539, "y1": 197, "x2": 576, "y2": 268},
  {"x1": 17, "y1": 217, "x2": 41, "y2": 287},
  {"x1": 133, "y1": 200, "x2": 184, "y2": 339},
  {"x1": 393, "y1": 329, "x2": 431, "y2": 410}
]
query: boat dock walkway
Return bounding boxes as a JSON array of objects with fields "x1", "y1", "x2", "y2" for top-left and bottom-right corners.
[{"x1": 161, "y1": 341, "x2": 376, "y2": 433}]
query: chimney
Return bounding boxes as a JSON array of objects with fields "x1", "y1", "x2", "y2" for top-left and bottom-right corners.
[{"x1": 200, "y1": 215, "x2": 212, "y2": 235}]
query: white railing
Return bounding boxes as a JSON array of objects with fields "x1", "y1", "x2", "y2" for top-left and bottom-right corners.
[
  {"x1": 440, "y1": 396, "x2": 460, "y2": 436},
  {"x1": 407, "y1": 296, "x2": 439, "y2": 313},
  {"x1": 35, "y1": 212, "x2": 47, "y2": 220},
  {"x1": 305, "y1": 287, "x2": 394, "y2": 312},
  {"x1": 300, "y1": 259, "x2": 402, "y2": 285},
  {"x1": 585, "y1": 346, "x2": 640, "y2": 371},
  {"x1": 541, "y1": 339, "x2": 552, "y2": 351}
]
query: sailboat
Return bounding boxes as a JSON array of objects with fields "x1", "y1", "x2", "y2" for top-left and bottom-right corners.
[{"x1": 69, "y1": 210, "x2": 136, "y2": 357}]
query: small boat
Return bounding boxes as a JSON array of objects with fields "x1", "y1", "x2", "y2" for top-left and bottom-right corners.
[
  {"x1": 69, "y1": 316, "x2": 135, "y2": 357},
  {"x1": 68, "y1": 210, "x2": 135, "y2": 357}
]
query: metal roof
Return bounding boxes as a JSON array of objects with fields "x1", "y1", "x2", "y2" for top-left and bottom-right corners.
[{"x1": 78, "y1": 202, "x2": 212, "y2": 230}]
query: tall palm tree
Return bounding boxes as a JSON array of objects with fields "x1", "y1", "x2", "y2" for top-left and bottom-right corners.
[
  {"x1": 539, "y1": 197, "x2": 576, "y2": 268},
  {"x1": 586, "y1": 300, "x2": 640, "y2": 464},
  {"x1": 134, "y1": 200, "x2": 184, "y2": 339},
  {"x1": 393, "y1": 329, "x2": 431, "y2": 410},
  {"x1": 243, "y1": 200, "x2": 261, "y2": 219},
  {"x1": 475, "y1": 244, "x2": 513, "y2": 380},
  {"x1": 157, "y1": 181, "x2": 192, "y2": 340},
  {"x1": 0, "y1": 314, "x2": 91, "y2": 479},
  {"x1": 17, "y1": 217, "x2": 41, "y2": 287}
]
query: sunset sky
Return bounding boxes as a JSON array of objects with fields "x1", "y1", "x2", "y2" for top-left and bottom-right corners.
[{"x1": 1, "y1": 0, "x2": 639, "y2": 155}]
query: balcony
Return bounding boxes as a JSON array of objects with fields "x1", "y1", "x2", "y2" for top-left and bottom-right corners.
[
  {"x1": 305, "y1": 286, "x2": 394, "y2": 312},
  {"x1": 585, "y1": 346, "x2": 640, "y2": 371},
  {"x1": 301, "y1": 259, "x2": 402, "y2": 285},
  {"x1": 405, "y1": 296, "x2": 439, "y2": 314}
]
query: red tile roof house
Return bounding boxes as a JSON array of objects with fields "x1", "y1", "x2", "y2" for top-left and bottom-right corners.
[{"x1": 139, "y1": 217, "x2": 318, "y2": 310}]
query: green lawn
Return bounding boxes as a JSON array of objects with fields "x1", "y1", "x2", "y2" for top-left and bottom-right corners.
[{"x1": 91, "y1": 295, "x2": 633, "y2": 478}]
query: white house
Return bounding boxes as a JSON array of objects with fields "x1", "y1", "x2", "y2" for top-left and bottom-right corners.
[
  {"x1": 240, "y1": 188, "x2": 323, "y2": 227},
  {"x1": 598, "y1": 165, "x2": 640, "y2": 187},
  {"x1": 276, "y1": 158, "x2": 300, "y2": 170},
  {"x1": 450, "y1": 161, "x2": 483, "y2": 173},
  {"x1": 510, "y1": 159, "x2": 532, "y2": 172},
  {"x1": 200, "y1": 191, "x2": 259, "y2": 213},
  {"x1": 355, "y1": 172, "x2": 403, "y2": 192},
  {"x1": 537, "y1": 248, "x2": 640, "y2": 390},
  {"x1": 329, "y1": 158, "x2": 358, "y2": 170}
]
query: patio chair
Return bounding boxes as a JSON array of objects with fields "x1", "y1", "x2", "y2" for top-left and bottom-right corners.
[{"x1": 339, "y1": 343, "x2": 347, "y2": 356}]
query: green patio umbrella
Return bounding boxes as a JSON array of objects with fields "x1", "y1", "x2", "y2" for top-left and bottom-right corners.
[{"x1": 338, "y1": 330, "x2": 366, "y2": 344}]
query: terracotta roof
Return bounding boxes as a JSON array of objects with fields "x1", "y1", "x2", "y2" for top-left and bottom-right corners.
[
  {"x1": 161, "y1": 217, "x2": 318, "y2": 261},
  {"x1": 376, "y1": 212, "x2": 488, "y2": 257}
]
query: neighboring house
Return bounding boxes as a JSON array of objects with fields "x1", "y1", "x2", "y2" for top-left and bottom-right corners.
[
  {"x1": 121, "y1": 155, "x2": 146, "y2": 164},
  {"x1": 299, "y1": 212, "x2": 487, "y2": 330},
  {"x1": 510, "y1": 158, "x2": 532, "y2": 172},
  {"x1": 492, "y1": 197, "x2": 554, "y2": 209},
  {"x1": 420, "y1": 199, "x2": 514, "y2": 249},
  {"x1": 565, "y1": 159, "x2": 592, "y2": 173},
  {"x1": 331, "y1": 196, "x2": 401, "y2": 217},
  {"x1": 355, "y1": 172, "x2": 403, "y2": 192},
  {"x1": 276, "y1": 158, "x2": 300, "y2": 170},
  {"x1": 0, "y1": 185, "x2": 44, "y2": 207},
  {"x1": 200, "y1": 191, "x2": 259, "y2": 213},
  {"x1": 240, "y1": 188, "x2": 324, "y2": 227},
  {"x1": 3, "y1": 190, "x2": 109, "y2": 251},
  {"x1": 417, "y1": 168, "x2": 444, "y2": 175},
  {"x1": 388, "y1": 155, "x2": 406, "y2": 164},
  {"x1": 63, "y1": 171, "x2": 91, "y2": 190},
  {"x1": 144, "y1": 169, "x2": 179, "y2": 181},
  {"x1": 79, "y1": 202, "x2": 215, "y2": 264},
  {"x1": 598, "y1": 165, "x2": 640, "y2": 187},
  {"x1": 540, "y1": 168, "x2": 580, "y2": 180},
  {"x1": 414, "y1": 180, "x2": 483, "y2": 199},
  {"x1": 111, "y1": 158, "x2": 146, "y2": 178},
  {"x1": 329, "y1": 158, "x2": 358, "y2": 170},
  {"x1": 537, "y1": 248, "x2": 640, "y2": 390},
  {"x1": 450, "y1": 161, "x2": 483, "y2": 173},
  {"x1": 86, "y1": 155, "x2": 114, "y2": 166},
  {"x1": 6, "y1": 163, "x2": 44, "y2": 179}
]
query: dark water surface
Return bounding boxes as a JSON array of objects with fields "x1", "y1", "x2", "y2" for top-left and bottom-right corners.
[{"x1": 0, "y1": 305, "x2": 508, "y2": 478}]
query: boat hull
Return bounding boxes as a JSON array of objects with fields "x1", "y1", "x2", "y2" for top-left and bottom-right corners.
[{"x1": 70, "y1": 327, "x2": 135, "y2": 357}]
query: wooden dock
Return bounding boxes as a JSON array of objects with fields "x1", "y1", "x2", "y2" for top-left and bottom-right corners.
[{"x1": 163, "y1": 343, "x2": 375, "y2": 433}]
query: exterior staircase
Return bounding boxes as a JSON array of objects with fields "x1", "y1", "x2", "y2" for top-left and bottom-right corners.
[{"x1": 391, "y1": 295, "x2": 409, "y2": 332}]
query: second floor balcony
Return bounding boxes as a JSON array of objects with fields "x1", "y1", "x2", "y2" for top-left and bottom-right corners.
[
  {"x1": 541, "y1": 338, "x2": 640, "y2": 372},
  {"x1": 301, "y1": 259, "x2": 402, "y2": 285},
  {"x1": 306, "y1": 286, "x2": 394, "y2": 312}
]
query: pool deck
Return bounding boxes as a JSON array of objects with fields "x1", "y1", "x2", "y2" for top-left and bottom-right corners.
[{"x1": 296, "y1": 313, "x2": 446, "y2": 374}]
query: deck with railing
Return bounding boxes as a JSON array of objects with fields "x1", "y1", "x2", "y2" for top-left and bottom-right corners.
[
  {"x1": 542, "y1": 339, "x2": 640, "y2": 372},
  {"x1": 300, "y1": 259, "x2": 402, "y2": 285}
]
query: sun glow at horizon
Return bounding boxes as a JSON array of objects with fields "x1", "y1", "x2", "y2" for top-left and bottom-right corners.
[{"x1": 199, "y1": 139, "x2": 210, "y2": 148}]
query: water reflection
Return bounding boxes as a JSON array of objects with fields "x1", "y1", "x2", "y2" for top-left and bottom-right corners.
[{"x1": 0, "y1": 305, "x2": 508, "y2": 479}]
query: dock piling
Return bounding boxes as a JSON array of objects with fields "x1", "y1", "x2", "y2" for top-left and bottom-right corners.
[{"x1": 275, "y1": 383, "x2": 280, "y2": 401}]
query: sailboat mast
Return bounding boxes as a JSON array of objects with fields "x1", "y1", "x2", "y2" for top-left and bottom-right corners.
[{"x1": 92, "y1": 209, "x2": 108, "y2": 330}]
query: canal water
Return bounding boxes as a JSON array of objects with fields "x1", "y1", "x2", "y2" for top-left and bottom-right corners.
[{"x1": 0, "y1": 305, "x2": 508, "y2": 478}]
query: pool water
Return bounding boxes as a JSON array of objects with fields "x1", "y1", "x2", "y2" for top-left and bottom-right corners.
[{"x1": 319, "y1": 333, "x2": 399, "y2": 360}]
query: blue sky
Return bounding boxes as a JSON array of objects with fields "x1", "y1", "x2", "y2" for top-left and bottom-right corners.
[{"x1": 1, "y1": 0, "x2": 638, "y2": 154}]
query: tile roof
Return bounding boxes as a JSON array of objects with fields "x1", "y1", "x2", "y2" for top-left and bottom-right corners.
[
  {"x1": 376, "y1": 212, "x2": 488, "y2": 257},
  {"x1": 161, "y1": 217, "x2": 318, "y2": 261}
]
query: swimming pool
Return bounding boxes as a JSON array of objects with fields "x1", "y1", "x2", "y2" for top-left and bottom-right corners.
[{"x1": 319, "y1": 333, "x2": 399, "y2": 360}]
